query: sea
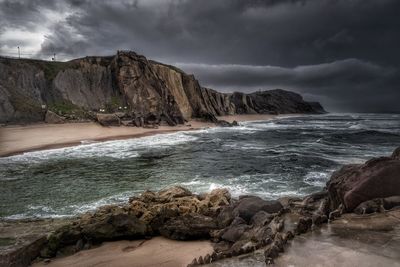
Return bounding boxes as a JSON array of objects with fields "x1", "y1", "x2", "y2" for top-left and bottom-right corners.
[{"x1": 1, "y1": 113, "x2": 399, "y2": 219}]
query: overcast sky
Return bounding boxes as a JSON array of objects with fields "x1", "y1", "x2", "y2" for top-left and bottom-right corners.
[{"x1": 1, "y1": 0, "x2": 399, "y2": 112}]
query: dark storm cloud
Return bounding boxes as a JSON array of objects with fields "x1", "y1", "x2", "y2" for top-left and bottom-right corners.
[
  {"x1": 0, "y1": 0, "x2": 66, "y2": 31},
  {"x1": 0, "y1": 0, "x2": 399, "y2": 112}
]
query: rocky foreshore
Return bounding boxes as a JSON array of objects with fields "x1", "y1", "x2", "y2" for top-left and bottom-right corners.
[{"x1": 1, "y1": 147, "x2": 400, "y2": 267}]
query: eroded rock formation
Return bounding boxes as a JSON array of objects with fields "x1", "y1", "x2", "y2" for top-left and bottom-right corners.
[
  {"x1": 0, "y1": 51, "x2": 325, "y2": 125},
  {"x1": 327, "y1": 147, "x2": 400, "y2": 212}
]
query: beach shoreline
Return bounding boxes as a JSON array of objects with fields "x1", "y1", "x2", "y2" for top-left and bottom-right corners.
[
  {"x1": 0, "y1": 114, "x2": 281, "y2": 158},
  {"x1": 32, "y1": 237, "x2": 214, "y2": 267}
]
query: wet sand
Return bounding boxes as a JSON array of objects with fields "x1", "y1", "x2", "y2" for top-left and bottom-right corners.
[
  {"x1": 207, "y1": 209, "x2": 400, "y2": 267},
  {"x1": 0, "y1": 114, "x2": 281, "y2": 157},
  {"x1": 33, "y1": 237, "x2": 213, "y2": 267},
  {"x1": 274, "y1": 210, "x2": 400, "y2": 267}
]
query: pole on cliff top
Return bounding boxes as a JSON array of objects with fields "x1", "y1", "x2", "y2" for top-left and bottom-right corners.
[{"x1": 17, "y1": 46, "x2": 20, "y2": 59}]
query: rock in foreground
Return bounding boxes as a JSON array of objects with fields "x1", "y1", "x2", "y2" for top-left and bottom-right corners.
[{"x1": 327, "y1": 147, "x2": 400, "y2": 212}]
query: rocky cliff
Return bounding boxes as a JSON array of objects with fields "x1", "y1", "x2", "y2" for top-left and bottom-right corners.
[{"x1": 0, "y1": 51, "x2": 325, "y2": 125}]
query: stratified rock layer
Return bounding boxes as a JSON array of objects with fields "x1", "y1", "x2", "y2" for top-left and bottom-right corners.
[{"x1": 0, "y1": 51, "x2": 325, "y2": 124}]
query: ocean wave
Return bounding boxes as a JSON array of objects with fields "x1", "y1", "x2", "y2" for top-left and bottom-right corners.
[
  {"x1": 327, "y1": 130, "x2": 400, "y2": 140},
  {"x1": 0, "y1": 131, "x2": 199, "y2": 163},
  {"x1": 303, "y1": 171, "x2": 332, "y2": 187},
  {"x1": 4, "y1": 191, "x2": 138, "y2": 220}
]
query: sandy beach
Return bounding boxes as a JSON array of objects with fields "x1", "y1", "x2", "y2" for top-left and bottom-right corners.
[
  {"x1": 0, "y1": 114, "x2": 279, "y2": 157},
  {"x1": 33, "y1": 237, "x2": 214, "y2": 267}
]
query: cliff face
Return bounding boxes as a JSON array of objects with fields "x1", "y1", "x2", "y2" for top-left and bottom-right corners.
[{"x1": 0, "y1": 51, "x2": 325, "y2": 124}]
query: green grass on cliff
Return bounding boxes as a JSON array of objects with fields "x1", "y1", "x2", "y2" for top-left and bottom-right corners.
[
  {"x1": 104, "y1": 96, "x2": 123, "y2": 112},
  {"x1": 48, "y1": 101, "x2": 88, "y2": 118},
  {"x1": 15, "y1": 58, "x2": 79, "y2": 81},
  {"x1": 38, "y1": 61, "x2": 80, "y2": 80}
]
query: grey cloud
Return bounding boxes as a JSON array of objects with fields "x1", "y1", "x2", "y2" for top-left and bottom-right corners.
[
  {"x1": 0, "y1": 0, "x2": 399, "y2": 112},
  {"x1": 34, "y1": 0, "x2": 400, "y2": 66}
]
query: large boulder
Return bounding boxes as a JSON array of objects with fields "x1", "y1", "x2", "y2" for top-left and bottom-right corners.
[
  {"x1": 96, "y1": 113, "x2": 121, "y2": 126},
  {"x1": 40, "y1": 209, "x2": 147, "y2": 258},
  {"x1": 158, "y1": 213, "x2": 217, "y2": 240},
  {"x1": 221, "y1": 217, "x2": 250, "y2": 242},
  {"x1": 80, "y1": 213, "x2": 146, "y2": 241},
  {"x1": 327, "y1": 147, "x2": 400, "y2": 212},
  {"x1": 156, "y1": 186, "x2": 192, "y2": 202},
  {"x1": 45, "y1": 110, "x2": 65, "y2": 124},
  {"x1": 233, "y1": 196, "x2": 283, "y2": 222}
]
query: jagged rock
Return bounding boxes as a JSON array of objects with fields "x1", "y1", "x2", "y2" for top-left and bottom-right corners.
[
  {"x1": 296, "y1": 217, "x2": 313, "y2": 234},
  {"x1": 265, "y1": 257, "x2": 274, "y2": 265},
  {"x1": 204, "y1": 254, "x2": 211, "y2": 264},
  {"x1": 264, "y1": 243, "x2": 280, "y2": 259},
  {"x1": 96, "y1": 113, "x2": 121, "y2": 126},
  {"x1": 391, "y1": 147, "x2": 400, "y2": 159},
  {"x1": 157, "y1": 186, "x2": 192, "y2": 202},
  {"x1": 354, "y1": 199, "x2": 383, "y2": 214},
  {"x1": 302, "y1": 191, "x2": 328, "y2": 205},
  {"x1": 210, "y1": 252, "x2": 218, "y2": 262},
  {"x1": 215, "y1": 120, "x2": 240, "y2": 127},
  {"x1": 329, "y1": 208, "x2": 342, "y2": 220},
  {"x1": 158, "y1": 213, "x2": 217, "y2": 240},
  {"x1": 213, "y1": 241, "x2": 232, "y2": 253},
  {"x1": 245, "y1": 224, "x2": 274, "y2": 244},
  {"x1": 121, "y1": 120, "x2": 134, "y2": 126},
  {"x1": 38, "y1": 186, "x2": 232, "y2": 258},
  {"x1": 273, "y1": 233, "x2": 285, "y2": 252},
  {"x1": 312, "y1": 214, "x2": 328, "y2": 225},
  {"x1": 327, "y1": 146, "x2": 400, "y2": 212},
  {"x1": 3, "y1": 186, "x2": 333, "y2": 266},
  {"x1": 230, "y1": 240, "x2": 256, "y2": 255},
  {"x1": 45, "y1": 110, "x2": 65, "y2": 124},
  {"x1": 0, "y1": 235, "x2": 48, "y2": 267},
  {"x1": 216, "y1": 120, "x2": 237, "y2": 127},
  {"x1": 269, "y1": 217, "x2": 284, "y2": 233},
  {"x1": 207, "y1": 188, "x2": 231, "y2": 206},
  {"x1": 143, "y1": 124, "x2": 158, "y2": 129},
  {"x1": 197, "y1": 256, "x2": 204, "y2": 265},
  {"x1": 233, "y1": 196, "x2": 283, "y2": 222},
  {"x1": 221, "y1": 222, "x2": 250, "y2": 243},
  {"x1": 189, "y1": 258, "x2": 198, "y2": 266},
  {"x1": 216, "y1": 206, "x2": 235, "y2": 228},
  {"x1": 250, "y1": 211, "x2": 274, "y2": 226},
  {"x1": 40, "y1": 212, "x2": 147, "y2": 258},
  {"x1": 283, "y1": 231, "x2": 294, "y2": 241},
  {"x1": 352, "y1": 196, "x2": 400, "y2": 215},
  {"x1": 383, "y1": 196, "x2": 400, "y2": 210},
  {"x1": 80, "y1": 213, "x2": 147, "y2": 241}
]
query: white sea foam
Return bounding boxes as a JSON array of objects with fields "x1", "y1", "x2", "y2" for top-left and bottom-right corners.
[
  {"x1": 4, "y1": 191, "x2": 138, "y2": 220},
  {"x1": 0, "y1": 131, "x2": 199, "y2": 163},
  {"x1": 303, "y1": 171, "x2": 332, "y2": 187},
  {"x1": 68, "y1": 191, "x2": 136, "y2": 215}
]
